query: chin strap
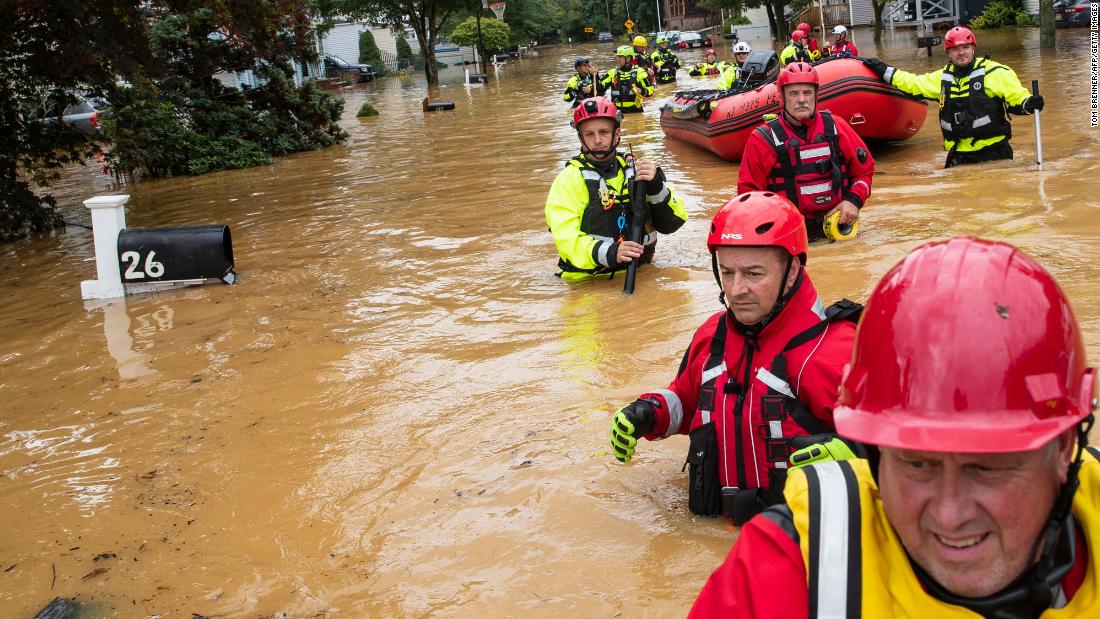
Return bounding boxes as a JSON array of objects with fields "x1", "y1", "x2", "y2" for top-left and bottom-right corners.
[
  {"x1": 579, "y1": 130, "x2": 621, "y2": 160},
  {"x1": 914, "y1": 415, "x2": 1094, "y2": 618},
  {"x1": 711, "y1": 253, "x2": 802, "y2": 333}
]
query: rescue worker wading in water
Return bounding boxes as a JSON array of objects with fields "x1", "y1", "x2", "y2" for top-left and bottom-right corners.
[
  {"x1": 600, "y1": 46, "x2": 654, "y2": 113},
  {"x1": 862, "y1": 26, "x2": 1044, "y2": 168},
  {"x1": 716, "y1": 42, "x2": 752, "y2": 91},
  {"x1": 651, "y1": 36, "x2": 681, "y2": 84},
  {"x1": 544, "y1": 98, "x2": 687, "y2": 282},
  {"x1": 738, "y1": 62, "x2": 874, "y2": 242},
  {"x1": 689, "y1": 48, "x2": 729, "y2": 77},
  {"x1": 690, "y1": 236, "x2": 1100, "y2": 619},
  {"x1": 610, "y1": 192, "x2": 859, "y2": 525},
  {"x1": 780, "y1": 30, "x2": 814, "y2": 66},
  {"x1": 563, "y1": 57, "x2": 599, "y2": 108}
]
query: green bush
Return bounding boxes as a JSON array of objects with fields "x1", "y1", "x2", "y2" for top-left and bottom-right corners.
[
  {"x1": 359, "y1": 30, "x2": 387, "y2": 76},
  {"x1": 357, "y1": 101, "x2": 379, "y2": 117},
  {"x1": 104, "y1": 72, "x2": 347, "y2": 178},
  {"x1": 970, "y1": 0, "x2": 1032, "y2": 28},
  {"x1": 396, "y1": 36, "x2": 413, "y2": 60},
  {"x1": 723, "y1": 14, "x2": 751, "y2": 32}
]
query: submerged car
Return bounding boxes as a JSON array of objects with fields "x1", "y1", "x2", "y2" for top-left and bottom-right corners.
[
  {"x1": 598, "y1": 31, "x2": 613, "y2": 42},
  {"x1": 323, "y1": 54, "x2": 377, "y2": 82},
  {"x1": 1054, "y1": 0, "x2": 1092, "y2": 26},
  {"x1": 678, "y1": 32, "x2": 713, "y2": 49},
  {"x1": 32, "y1": 92, "x2": 111, "y2": 134}
]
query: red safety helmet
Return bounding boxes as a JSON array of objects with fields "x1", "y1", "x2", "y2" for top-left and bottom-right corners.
[
  {"x1": 790, "y1": 29, "x2": 806, "y2": 42},
  {"x1": 835, "y1": 237, "x2": 1097, "y2": 453},
  {"x1": 776, "y1": 61, "x2": 819, "y2": 98},
  {"x1": 571, "y1": 97, "x2": 622, "y2": 129},
  {"x1": 707, "y1": 192, "x2": 808, "y2": 262},
  {"x1": 797, "y1": 22, "x2": 811, "y2": 33},
  {"x1": 944, "y1": 26, "x2": 976, "y2": 49}
]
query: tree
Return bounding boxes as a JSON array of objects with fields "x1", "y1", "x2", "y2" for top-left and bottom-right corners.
[
  {"x1": 872, "y1": 0, "x2": 889, "y2": 42},
  {"x1": 104, "y1": 2, "x2": 347, "y2": 179},
  {"x1": 335, "y1": 0, "x2": 470, "y2": 86},
  {"x1": 0, "y1": 1, "x2": 150, "y2": 242},
  {"x1": 503, "y1": 0, "x2": 564, "y2": 45},
  {"x1": 1039, "y1": 0, "x2": 1054, "y2": 47},
  {"x1": 450, "y1": 17, "x2": 510, "y2": 68},
  {"x1": 360, "y1": 30, "x2": 387, "y2": 75}
]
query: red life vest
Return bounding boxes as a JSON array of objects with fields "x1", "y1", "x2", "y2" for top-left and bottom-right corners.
[
  {"x1": 828, "y1": 40, "x2": 858, "y2": 56},
  {"x1": 754, "y1": 111, "x2": 849, "y2": 216},
  {"x1": 679, "y1": 276, "x2": 861, "y2": 523}
]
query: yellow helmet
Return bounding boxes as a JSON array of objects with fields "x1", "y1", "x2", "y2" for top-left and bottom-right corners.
[{"x1": 633, "y1": 35, "x2": 648, "y2": 47}]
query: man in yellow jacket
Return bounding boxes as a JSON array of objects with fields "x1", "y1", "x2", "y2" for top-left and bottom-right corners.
[
  {"x1": 599, "y1": 46, "x2": 654, "y2": 113},
  {"x1": 690, "y1": 237, "x2": 1100, "y2": 618},
  {"x1": 862, "y1": 26, "x2": 1043, "y2": 167},
  {"x1": 545, "y1": 98, "x2": 687, "y2": 282}
]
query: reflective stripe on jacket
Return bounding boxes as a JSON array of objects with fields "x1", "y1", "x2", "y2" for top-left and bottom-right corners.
[
  {"x1": 598, "y1": 67, "x2": 653, "y2": 111},
  {"x1": 544, "y1": 154, "x2": 686, "y2": 274},
  {"x1": 888, "y1": 56, "x2": 1033, "y2": 154},
  {"x1": 782, "y1": 449, "x2": 1100, "y2": 617},
  {"x1": 639, "y1": 276, "x2": 855, "y2": 494}
]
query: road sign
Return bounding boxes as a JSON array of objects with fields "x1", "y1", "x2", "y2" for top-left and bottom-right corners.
[
  {"x1": 624, "y1": 19, "x2": 635, "y2": 31},
  {"x1": 584, "y1": 27, "x2": 594, "y2": 33}
]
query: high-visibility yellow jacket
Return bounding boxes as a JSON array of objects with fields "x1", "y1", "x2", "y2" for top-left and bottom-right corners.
[
  {"x1": 886, "y1": 56, "x2": 1034, "y2": 154},
  {"x1": 783, "y1": 450, "x2": 1100, "y2": 617},
  {"x1": 545, "y1": 153, "x2": 686, "y2": 280},
  {"x1": 598, "y1": 67, "x2": 653, "y2": 112}
]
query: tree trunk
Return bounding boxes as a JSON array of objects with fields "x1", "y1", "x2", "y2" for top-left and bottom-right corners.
[
  {"x1": 873, "y1": 1, "x2": 886, "y2": 43},
  {"x1": 771, "y1": 0, "x2": 788, "y2": 40},
  {"x1": 765, "y1": 3, "x2": 777, "y2": 40},
  {"x1": 411, "y1": 16, "x2": 439, "y2": 85},
  {"x1": 1039, "y1": 0, "x2": 1055, "y2": 48}
]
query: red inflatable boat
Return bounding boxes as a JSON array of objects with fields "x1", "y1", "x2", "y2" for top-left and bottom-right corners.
[{"x1": 660, "y1": 56, "x2": 928, "y2": 161}]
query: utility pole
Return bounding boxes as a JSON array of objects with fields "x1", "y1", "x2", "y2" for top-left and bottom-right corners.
[
  {"x1": 656, "y1": 0, "x2": 662, "y2": 30},
  {"x1": 605, "y1": 0, "x2": 613, "y2": 32}
]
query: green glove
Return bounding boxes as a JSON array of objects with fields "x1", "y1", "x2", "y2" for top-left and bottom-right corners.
[
  {"x1": 610, "y1": 399, "x2": 657, "y2": 463},
  {"x1": 762, "y1": 113, "x2": 778, "y2": 122},
  {"x1": 788, "y1": 437, "x2": 858, "y2": 469}
]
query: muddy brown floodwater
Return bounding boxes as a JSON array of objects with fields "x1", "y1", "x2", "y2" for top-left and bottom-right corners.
[{"x1": 1, "y1": 27, "x2": 1098, "y2": 617}]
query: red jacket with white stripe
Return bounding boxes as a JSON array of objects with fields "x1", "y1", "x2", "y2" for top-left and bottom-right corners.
[
  {"x1": 737, "y1": 111, "x2": 873, "y2": 218},
  {"x1": 639, "y1": 272, "x2": 854, "y2": 493}
]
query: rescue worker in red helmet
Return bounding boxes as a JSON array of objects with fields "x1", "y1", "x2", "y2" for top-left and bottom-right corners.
[
  {"x1": 780, "y1": 30, "x2": 814, "y2": 66},
  {"x1": 610, "y1": 192, "x2": 860, "y2": 524},
  {"x1": 796, "y1": 22, "x2": 821, "y2": 58},
  {"x1": 738, "y1": 62, "x2": 874, "y2": 242},
  {"x1": 690, "y1": 236, "x2": 1100, "y2": 618},
  {"x1": 545, "y1": 98, "x2": 687, "y2": 282},
  {"x1": 862, "y1": 26, "x2": 1044, "y2": 167},
  {"x1": 689, "y1": 47, "x2": 730, "y2": 77}
]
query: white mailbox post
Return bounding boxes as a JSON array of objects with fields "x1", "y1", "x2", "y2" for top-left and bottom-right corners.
[{"x1": 80, "y1": 194, "x2": 130, "y2": 300}]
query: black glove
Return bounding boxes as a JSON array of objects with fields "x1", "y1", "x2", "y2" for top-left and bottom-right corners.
[
  {"x1": 861, "y1": 57, "x2": 890, "y2": 80},
  {"x1": 644, "y1": 167, "x2": 667, "y2": 195},
  {"x1": 1023, "y1": 95, "x2": 1044, "y2": 114},
  {"x1": 610, "y1": 399, "x2": 658, "y2": 463}
]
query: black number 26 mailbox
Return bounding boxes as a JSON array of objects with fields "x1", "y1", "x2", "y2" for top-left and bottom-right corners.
[
  {"x1": 117, "y1": 225, "x2": 237, "y2": 285},
  {"x1": 80, "y1": 194, "x2": 238, "y2": 300}
]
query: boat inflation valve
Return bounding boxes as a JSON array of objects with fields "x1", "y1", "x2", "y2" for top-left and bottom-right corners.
[{"x1": 823, "y1": 210, "x2": 858, "y2": 242}]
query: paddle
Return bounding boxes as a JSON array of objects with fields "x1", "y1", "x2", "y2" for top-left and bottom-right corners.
[
  {"x1": 1032, "y1": 80, "x2": 1043, "y2": 171},
  {"x1": 623, "y1": 146, "x2": 648, "y2": 295}
]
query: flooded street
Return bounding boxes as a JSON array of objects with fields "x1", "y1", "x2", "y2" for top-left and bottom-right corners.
[{"x1": 2, "y1": 27, "x2": 1099, "y2": 617}]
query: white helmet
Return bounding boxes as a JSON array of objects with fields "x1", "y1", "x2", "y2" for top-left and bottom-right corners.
[
  {"x1": 733, "y1": 42, "x2": 752, "y2": 54},
  {"x1": 832, "y1": 25, "x2": 848, "y2": 36}
]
